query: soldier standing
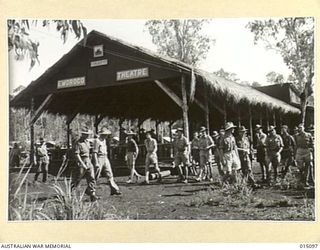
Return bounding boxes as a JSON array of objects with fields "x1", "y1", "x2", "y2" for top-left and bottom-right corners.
[
  {"x1": 191, "y1": 132, "x2": 200, "y2": 175},
  {"x1": 220, "y1": 122, "x2": 241, "y2": 183},
  {"x1": 196, "y1": 126, "x2": 215, "y2": 182},
  {"x1": 92, "y1": 127, "x2": 121, "y2": 195},
  {"x1": 236, "y1": 126, "x2": 256, "y2": 187},
  {"x1": 280, "y1": 125, "x2": 296, "y2": 178},
  {"x1": 294, "y1": 123, "x2": 314, "y2": 188},
  {"x1": 172, "y1": 128, "x2": 189, "y2": 183},
  {"x1": 265, "y1": 126, "x2": 283, "y2": 184},
  {"x1": 125, "y1": 130, "x2": 141, "y2": 184},
  {"x1": 71, "y1": 128, "x2": 98, "y2": 202},
  {"x1": 255, "y1": 125, "x2": 267, "y2": 182},
  {"x1": 144, "y1": 131, "x2": 162, "y2": 184},
  {"x1": 34, "y1": 137, "x2": 50, "y2": 183}
]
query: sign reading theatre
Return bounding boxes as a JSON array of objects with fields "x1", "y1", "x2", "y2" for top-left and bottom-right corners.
[
  {"x1": 57, "y1": 77, "x2": 86, "y2": 89},
  {"x1": 116, "y1": 67, "x2": 149, "y2": 81}
]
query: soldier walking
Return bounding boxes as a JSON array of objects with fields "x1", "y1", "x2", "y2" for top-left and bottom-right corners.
[
  {"x1": 265, "y1": 126, "x2": 283, "y2": 185},
  {"x1": 34, "y1": 137, "x2": 50, "y2": 183},
  {"x1": 196, "y1": 126, "x2": 215, "y2": 182},
  {"x1": 236, "y1": 126, "x2": 257, "y2": 187},
  {"x1": 92, "y1": 127, "x2": 121, "y2": 195},
  {"x1": 144, "y1": 131, "x2": 162, "y2": 184},
  {"x1": 255, "y1": 125, "x2": 267, "y2": 182},
  {"x1": 220, "y1": 122, "x2": 241, "y2": 183},
  {"x1": 172, "y1": 128, "x2": 189, "y2": 183},
  {"x1": 125, "y1": 130, "x2": 141, "y2": 184},
  {"x1": 280, "y1": 125, "x2": 296, "y2": 178},
  {"x1": 71, "y1": 127, "x2": 98, "y2": 202},
  {"x1": 294, "y1": 123, "x2": 314, "y2": 188},
  {"x1": 212, "y1": 130, "x2": 224, "y2": 176}
]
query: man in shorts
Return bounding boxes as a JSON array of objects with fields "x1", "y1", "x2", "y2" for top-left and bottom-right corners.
[
  {"x1": 125, "y1": 130, "x2": 141, "y2": 184},
  {"x1": 144, "y1": 131, "x2": 161, "y2": 184},
  {"x1": 92, "y1": 127, "x2": 121, "y2": 195},
  {"x1": 220, "y1": 122, "x2": 241, "y2": 183},
  {"x1": 196, "y1": 126, "x2": 215, "y2": 182},
  {"x1": 191, "y1": 131, "x2": 200, "y2": 175},
  {"x1": 280, "y1": 125, "x2": 296, "y2": 178},
  {"x1": 294, "y1": 123, "x2": 314, "y2": 188},
  {"x1": 172, "y1": 128, "x2": 189, "y2": 183},
  {"x1": 254, "y1": 124, "x2": 267, "y2": 182},
  {"x1": 34, "y1": 137, "x2": 50, "y2": 183},
  {"x1": 265, "y1": 126, "x2": 283, "y2": 184}
]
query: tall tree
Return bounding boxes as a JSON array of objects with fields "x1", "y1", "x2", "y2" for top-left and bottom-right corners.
[
  {"x1": 8, "y1": 19, "x2": 87, "y2": 70},
  {"x1": 145, "y1": 19, "x2": 214, "y2": 66},
  {"x1": 266, "y1": 71, "x2": 285, "y2": 85},
  {"x1": 247, "y1": 17, "x2": 314, "y2": 123}
]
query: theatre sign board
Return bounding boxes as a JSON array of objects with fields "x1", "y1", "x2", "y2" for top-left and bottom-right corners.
[
  {"x1": 57, "y1": 77, "x2": 86, "y2": 89},
  {"x1": 116, "y1": 67, "x2": 149, "y2": 81}
]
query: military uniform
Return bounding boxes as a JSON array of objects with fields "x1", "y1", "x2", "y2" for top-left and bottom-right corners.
[
  {"x1": 34, "y1": 142, "x2": 49, "y2": 183},
  {"x1": 198, "y1": 134, "x2": 214, "y2": 169},
  {"x1": 92, "y1": 137, "x2": 120, "y2": 193},
  {"x1": 145, "y1": 137, "x2": 159, "y2": 170},
  {"x1": 213, "y1": 136, "x2": 223, "y2": 175},
  {"x1": 294, "y1": 131, "x2": 314, "y2": 186},
  {"x1": 236, "y1": 135, "x2": 255, "y2": 185},
  {"x1": 173, "y1": 135, "x2": 189, "y2": 166},
  {"x1": 220, "y1": 134, "x2": 241, "y2": 172},
  {"x1": 126, "y1": 138, "x2": 139, "y2": 167},
  {"x1": 265, "y1": 133, "x2": 283, "y2": 182},
  {"x1": 72, "y1": 138, "x2": 96, "y2": 197},
  {"x1": 281, "y1": 133, "x2": 295, "y2": 176},
  {"x1": 191, "y1": 137, "x2": 200, "y2": 164}
]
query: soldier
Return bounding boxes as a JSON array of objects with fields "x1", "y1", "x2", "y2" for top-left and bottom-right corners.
[
  {"x1": 294, "y1": 123, "x2": 314, "y2": 188},
  {"x1": 236, "y1": 126, "x2": 256, "y2": 187},
  {"x1": 71, "y1": 128, "x2": 98, "y2": 202},
  {"x1": 92, "y1": 127, "x2": 121, "y2": 195},
  {"x1": 212, "y1": 130, "x2": 224, "y2": 176},
  {"x1": 220, "y1": 122, "x2": 241, "y2": 183},
  {"x1": 34, "y1": 137, "x2": 50, "y2": 183},
  {"x1": 125, "y1": 130, "x2": 141, "y2": 184},
  {"x1": 196, "y1": 126, "x2": 215, "y2": 182},
  {"x1": 265, "y1": 126, "x2": 283, "y2": 184},
  {"x1": 280, "y1": 125, "x2": 296, "y2": 178},
  {"x1": 191, "y1": 132, "x2": 200, "y2": 175},
  {"x1": 255, "y1": 124, "x2": 267, "y2": 182},
  {"x1": 144, "y1": 131, "x2": 161, "y2": 184},
  {"x1": 172, "y1": 128, "x2": 189, "y2": 183}
]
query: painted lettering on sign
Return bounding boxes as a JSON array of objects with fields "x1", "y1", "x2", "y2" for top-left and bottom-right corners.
[
  {"x1": 116, "y1": 68, "x2": 149, "y2": 81},
  {"x1": 90, "y1": 59, "x2": 108, "y2": 67},
  {"x1": 57, "y1": 77, "x2": 86, "y2": 89}
]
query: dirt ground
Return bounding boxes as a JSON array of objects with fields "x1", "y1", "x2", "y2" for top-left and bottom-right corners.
[{"x1": 10, "y1": 161, "x2": 315, "y2": 221}]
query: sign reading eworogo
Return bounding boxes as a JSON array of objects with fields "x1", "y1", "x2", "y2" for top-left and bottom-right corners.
[
  {"x1": 57, "y1": 77, "x2": 86, "y2": 89},
  {"x1": 116, "y1": 67, "x2": 149, "y2": 81}
]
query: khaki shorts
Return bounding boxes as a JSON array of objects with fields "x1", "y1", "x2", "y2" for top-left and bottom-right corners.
[
  {"x1": 265, "y1": 152, "x2": 281, "y2": 167},
  {"x1": 223, "y1": 150, "x2": 241, "y2": 172},
  {"x1": 174, "y1": 152, "x2": 189, "y2": 166},
  {"x1": 295, "y1": 148, "x2": 312, "y2": 166},
  {"x1": 145, "y1": 152, "x2": 158, "y2": 166},
  {"x1": 199, "y1": 151, "x2": 211, "y2": 168}
]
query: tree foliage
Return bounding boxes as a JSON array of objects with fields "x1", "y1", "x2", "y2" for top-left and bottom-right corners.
[
  {"x1": 145, "y1": 19, "x2": 214, "y2": 66},
  {"x1": 266, "y1": 71, "x2": 285, "y2": 85},
  {"x1": 213, "y1": 68, "x2": 240, "y2": 82},
  {"x1": 247, "y1": 17, "x2": 314, "y2": 123},
  {"x1": 8, "y1": 19, "x2": 87, "y2": 70}
]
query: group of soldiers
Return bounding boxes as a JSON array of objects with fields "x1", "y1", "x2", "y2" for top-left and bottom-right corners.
[{"x1": 32, "y1": 121, "x2": 314, "y2": 202}]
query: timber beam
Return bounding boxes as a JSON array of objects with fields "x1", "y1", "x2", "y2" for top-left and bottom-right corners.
[
  {"x1": 154, "y1": 80, "x2": 183, "y2": 108},
  {"x1": 29, "y1": 94, "x2": 53, "y2": 125}
]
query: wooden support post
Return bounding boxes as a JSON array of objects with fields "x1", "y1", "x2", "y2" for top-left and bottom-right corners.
[
  {"x1": 273, "y1": 111, "x2": 276, "y2": 126},
  {"x1": 169, "y1": 121, "x2": 174, "y2": 142},
  {"x1": 279, "y1": 113, "x2": 283, "y2": 127},
  {"x1": 249, "y1": 106, "x2": 253, "y2": 141},
  {"x1": 223, "y1": 102, "x2": 227, "y2": 125},
  {"x1": 155, "y1": 80, "x2": 183, "y2": 108},
  {"x1": 259, "y1": 112, "x2": 263, "y2": 125},
  {"x1": 238, "y1": 106, "x2": 241, "y2": 127},
  {"x1": 67, "y1": 123, "x2": 71, "y2": 149},
  {"x1": 266, "y1": 108, "x2": 270, "y2": 128},
  {"x1": 156, "y1": 120, "x2": 160, "y2": 141},
  {"x1": 30, "y1": 98, "x2": 35, "y2": 163},
  {"x1": 204, "y1": 90, "x2": 210, "y2": 131},
  {"x1": 29, "y1": 94, "x2": 53, "y2": 125},
  {"x1": 94, "y1": 115, "x2": 105, "y2": 133},
  {"x1": 181, "y1": 75, "x2": 189, "y2": 140}
]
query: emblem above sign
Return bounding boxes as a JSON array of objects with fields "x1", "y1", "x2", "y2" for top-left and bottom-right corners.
[
  {"x1": 116, "y1": 67, "x2": 149, "y2": 81},
  {"x1": 57, "y1": 77, "x2": 86, "y2": 89},
  {"x1": 93, "y1": 45, "x2": 103, "y2": 58}
]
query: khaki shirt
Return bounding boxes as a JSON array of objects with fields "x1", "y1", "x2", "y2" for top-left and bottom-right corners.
[
  {"x1": 236, "y1": 135, "x2": 251, "y2": 158},
  {"x1": 220, "y1": 134, "x2": 237, "y2": 153},
  {"x1": 75, "y1": 138, "x2": 91, "y2": 158},
  {"x1": 145, "y1": 138, "x2": 157, "y2": 153},
  {"x1": 265, "y1": 134, "x2": 283, "y2": 154},
  {"x1": 173, "y1": 136, "x2": 189, "y2": 154},
  {"x1": 93, "y1": 138, "x2": 107, "y2": 156},
  {"x1": 191, "y1": 138, "x2": 200, "y2": 149},
  {"x1": 198, "y1": 135, "x2": 214, "y2": 154},
  {"x1": 295, "y1": 132, "x2": 313, "y2": 149},
  {"x1": 256, "y1": 132, "x2": 267, "y2": 148}
]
